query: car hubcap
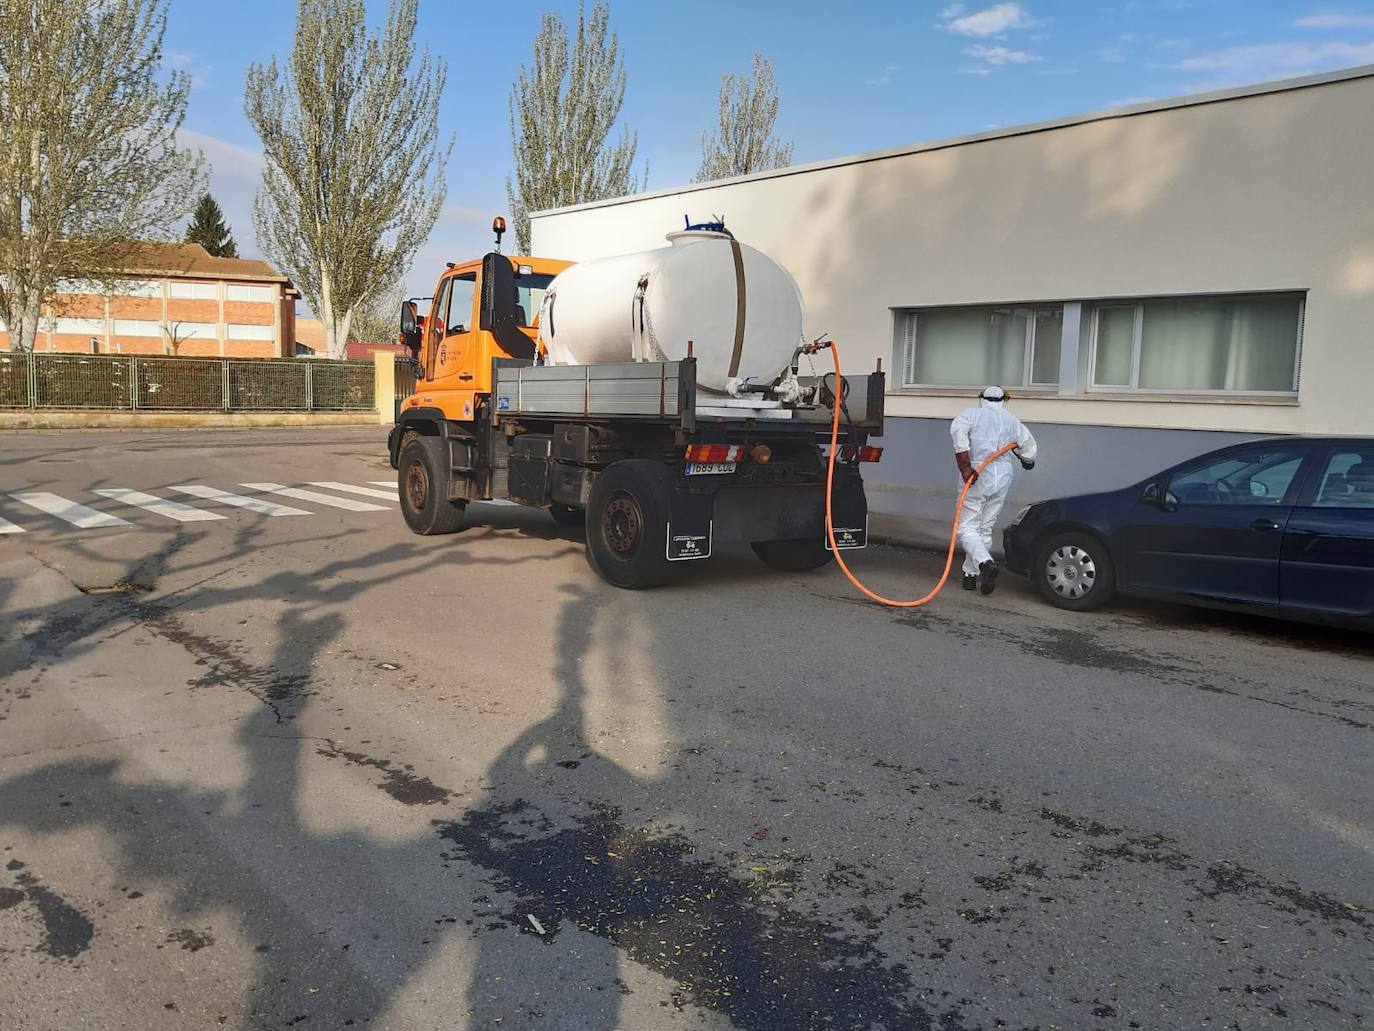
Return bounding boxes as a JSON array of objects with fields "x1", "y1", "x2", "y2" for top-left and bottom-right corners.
[
  {"x1": 604, "y1": 493, "x2": 642, "y2": 556},
  {"x1": 1046, "y1": 544, "x2": 1097, "y2": 600},
  {"x1": 405, "y1": 461, "x2": 429, "y2": 511}
]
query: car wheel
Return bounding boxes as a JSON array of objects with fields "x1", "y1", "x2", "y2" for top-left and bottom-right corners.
[
  {"x1": 398, "y1": 436, "x2": 467, "y2": 535},
  {"x1": 584, "y1": 460, "x2": 676, "y2": 589},
  {"x1": 751, "y1": 537, "x2": 833, "y2": 572},
  {"x1": 1036, "y1": 532, "x2": 1116, "y2": 611}
]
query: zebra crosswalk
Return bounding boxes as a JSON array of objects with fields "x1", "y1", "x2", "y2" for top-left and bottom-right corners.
[{"x1": 0, "y1": 480, "x2": 399, "y2": 534}]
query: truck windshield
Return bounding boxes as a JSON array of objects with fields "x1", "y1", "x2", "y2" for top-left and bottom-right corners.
[{"x1": 515, "y1": 274, "x2": 555, "y2": 327}]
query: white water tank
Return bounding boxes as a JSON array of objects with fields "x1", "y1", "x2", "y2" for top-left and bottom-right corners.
[{"x1": 537, "y1": 230, "x2": 804, "y2": 395}]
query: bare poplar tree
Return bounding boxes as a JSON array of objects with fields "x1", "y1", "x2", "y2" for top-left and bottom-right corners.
[
  {"x1": 348, "y1": 281, "x2": 407, "y2": 345},
  {"x1": 507, "y1": 1, "x2": 645, "y2": 252},
  {"x1": 245, "y1": 0, "x2": 449, "y2": 360},
  {"x1": 695, "y1": 54, "x2": 794, "y2": 183},
  {"x1": 0, "y1": 0, "x2": 203, "y2": 352}
]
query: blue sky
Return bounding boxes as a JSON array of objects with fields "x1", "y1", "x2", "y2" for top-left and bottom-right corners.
[{"x1": 164, "y1": 0, "x2": 1374, "y2": 294}]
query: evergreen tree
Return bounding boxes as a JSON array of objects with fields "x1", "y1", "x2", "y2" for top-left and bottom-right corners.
[{"x1": 184, "y1": 193, "x2": 238, "y2": 257}]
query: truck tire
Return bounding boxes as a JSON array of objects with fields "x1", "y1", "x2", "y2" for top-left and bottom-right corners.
[
  {"x1": 398, "y1": 435, "x2": 467, "y2": 535},
  {"x1": 751, "y1": 537, "x2": 833, "y2": 572},
  {"x1": 585, "y1": 460, "x2": 676, "y2": 589},
  {"x1": 549, "y1": 504, "x2": 585, "y2": 528}
]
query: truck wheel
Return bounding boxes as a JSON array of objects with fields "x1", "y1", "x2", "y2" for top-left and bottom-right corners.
[
  {"x1": 398, "y1": 436, "x2": 467, "y2": 535},
  {"x1": 1035, "y1": 531, "x2": 1116, "y2": 611},
  {"x1": 585, "y1": 460, "x2": 675, "y2": 589},
  {"x1": 549, "y1": 504, "x2": 585, "y2": 528},
  {"x1": 751, "y1": 538, "x2": 834, "y2": 572}
]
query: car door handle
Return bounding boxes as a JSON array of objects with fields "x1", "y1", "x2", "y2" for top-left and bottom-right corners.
[{"x1": 1251, "y1": 518, "x2": 1281, "y2": 532}]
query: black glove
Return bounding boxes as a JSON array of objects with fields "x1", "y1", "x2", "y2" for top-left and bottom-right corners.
[{"x1": 1019, "y1": 455, "x2": 1035, "y2": 470}]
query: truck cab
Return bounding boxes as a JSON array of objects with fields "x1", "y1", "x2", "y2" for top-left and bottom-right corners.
[{"x1": 399, "y1": 247, "x2": 570, "y2": 425}]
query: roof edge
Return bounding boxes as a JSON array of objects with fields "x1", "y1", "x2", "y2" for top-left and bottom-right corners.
[{"x1": 530, "y1": 63, "x2": 1374, "y2": 221}]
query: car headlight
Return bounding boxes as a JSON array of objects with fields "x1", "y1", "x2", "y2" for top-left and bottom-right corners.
[{"x1": 1008, "y1": 504, "x2": 1032, "y2": 527}]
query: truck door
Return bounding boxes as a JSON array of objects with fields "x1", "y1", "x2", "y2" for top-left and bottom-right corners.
[
  {"x1": 423, "y1": 277, "x2": 450, "y2": 383},
  {"x1": 436, "y1": 272, "x2": 479, "y2": 384}
]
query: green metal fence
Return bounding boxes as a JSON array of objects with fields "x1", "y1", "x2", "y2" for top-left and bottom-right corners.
[{"x1": 0, "y1": 352, "x2": 375, "y2": 412}]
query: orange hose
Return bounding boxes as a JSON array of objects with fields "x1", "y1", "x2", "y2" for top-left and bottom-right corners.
[{"x1": 823, "y1": 344, "x2": 1019, "y2": 607}]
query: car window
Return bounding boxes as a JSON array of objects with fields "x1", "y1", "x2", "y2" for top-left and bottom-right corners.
[
  {"x1": 1312, "y1": 446, "x2": 1374, "y2": 508},
  {"x1": 445, "y1": 274, "x2": 476, "y2": 335},
  {"x1": 1168, "y1": 448, "x2": 1305, "y2": 506}
]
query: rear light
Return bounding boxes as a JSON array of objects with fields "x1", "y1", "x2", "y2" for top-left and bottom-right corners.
[
  {"x1": 684, "y1": 443, "x2": 743, "y2": 463},
  {"x1": 749, "y1": 443, "x2": 772, "y2": 464},
  {"x1": 836, "y1": 444, "x2": 884, "y2": 463}
]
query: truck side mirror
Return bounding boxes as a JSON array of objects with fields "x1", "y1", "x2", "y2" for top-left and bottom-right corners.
[
  {"x1": 400, "y1": 300, "x2": 421, "y2": 356},
  {"x1": 479, "y1": 253, "x2": 536, "y2": 360}
]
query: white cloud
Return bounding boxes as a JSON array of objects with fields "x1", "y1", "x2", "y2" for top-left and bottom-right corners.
[
  {"x1": 1294, "y1": 12, "x2": 1374, "y2": 29},
  {"x1": 1098, "y1": 44, "x2": 1127, "y2": 62},
  {"x1": 167, "y1": 50, "x2": 210, "y2": 90},
  {"x1": 958, "y1": 65, "x2": 993, "y2": 76},
  {"x1": 963, "y1": 44, "x2": 1041, "y2": 65},
  {"x1": 866, "y1": 64, "x2": 899, "y2": 86},
  {"x1": 1173, "y1": 39, "x2": 1374, "y2": 85},
  {"x1": 939, "y1": 2, "x2": 1035, "y2": 37}
]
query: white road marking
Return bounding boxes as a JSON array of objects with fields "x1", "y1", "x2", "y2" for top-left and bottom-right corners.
[
  {"x1": 168, "y1": 485, "x2": 310, "y2": 517},
  {"x1": 91, "y1": 488, "x2": 227, "y2": 522},
  {"x1": 9, "y1": 492, "x2": 131, "y2": 529},
  {"x1": 307, "y1": 481, "x2": 397, "y2": 501},
  {"x1": 240, "y1": 483, "x2": 389, "y2": 512},
  {"x1": 369, "y1": 480, "x2": 395, "y2": 488},
  {"x1": 0, "y1": 512, "x2": 25, "y2": 534}
]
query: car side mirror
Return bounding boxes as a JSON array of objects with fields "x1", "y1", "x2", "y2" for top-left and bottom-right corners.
[
  {"x1": 1140, "y1": 482, "x2": 1179, "y2": 512},
  {"x1": 400, "y1": 301, "x2": 421, "y2": 356}
]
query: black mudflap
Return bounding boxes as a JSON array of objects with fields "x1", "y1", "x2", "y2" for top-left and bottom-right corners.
[
  {"x1": 825, "y1": 474, "x2": 868, "y2": 551},
  {"x1": 667, "y1": 490, "x2": 714, "y2": 562}
]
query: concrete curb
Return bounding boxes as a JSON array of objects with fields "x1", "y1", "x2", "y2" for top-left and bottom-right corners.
[{"x1": 0, "y1": 411, "x2": 382, "y2": 430}]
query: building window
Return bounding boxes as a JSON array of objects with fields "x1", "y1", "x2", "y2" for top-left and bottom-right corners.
[
  {"x1": 55, "y1": 278, "x2": 104, "y2": 295},
  {"x1": 53, "y1": 317, "x2": 105, "y2": 334},
  {"x1": 110, "y1": 279, "x2": 160, "y2": 298},
  {"x1": 226, "y1": 284, "x2": 274, "y2": 303},
  {"x1": 1089, "y1": 293, "x2": 1303, "y2": 394},
  {"x1": 899, "y1": 305, "x2": 1062, "y2": 388},
  {"x1": 166, "y1": 321, "x2": 218, "y2": 339},
  {"x1": 226, "y1": 323, "x2": 274, "y2": 341},
  {"x1": 170, "y1": 281, "x2": 220, "y2": 300},
  {"x1": 113, "y1": 319, "x2": 160, "y2": 336}
]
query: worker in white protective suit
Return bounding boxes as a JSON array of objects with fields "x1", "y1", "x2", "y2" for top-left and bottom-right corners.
[{"x1": 950, "y1": 386, "x2": 1037, "y2": 595}]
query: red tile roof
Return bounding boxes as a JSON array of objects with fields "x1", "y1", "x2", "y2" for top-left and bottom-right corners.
[{"x1": 122, "y1": 242, "x2": 292, "y2": 285}]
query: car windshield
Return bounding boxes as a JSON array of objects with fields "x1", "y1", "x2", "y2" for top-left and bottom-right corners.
[{"x1": 514, "y1": 273, "x2": 555, "y2": 328}]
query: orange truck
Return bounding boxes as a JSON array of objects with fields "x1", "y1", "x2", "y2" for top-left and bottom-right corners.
[{"x1": 388, "y1": 217, "x2": 885, "y2": 588}]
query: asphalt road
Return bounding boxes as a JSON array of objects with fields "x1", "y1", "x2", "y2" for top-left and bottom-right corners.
[{"x1": 0, "y1": 427, "x2": 1370, "y2": 1031}]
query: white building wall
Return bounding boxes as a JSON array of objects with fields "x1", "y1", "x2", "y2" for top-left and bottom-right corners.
[{"x1": 531, "y1": 68, "x2": 1374, "y2": 439}]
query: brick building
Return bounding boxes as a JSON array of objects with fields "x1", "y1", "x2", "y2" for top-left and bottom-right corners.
[{"x1": 0, "y1": 243, "x2": 298, "y2": 358}]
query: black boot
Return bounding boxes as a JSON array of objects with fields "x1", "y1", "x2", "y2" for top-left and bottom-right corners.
[
  {"x1": 979, "y1": 559, "x2": 1000, "y2": 595},
  {"x1": 962, "y1": 573, "x2": 977, "y2": 591}
]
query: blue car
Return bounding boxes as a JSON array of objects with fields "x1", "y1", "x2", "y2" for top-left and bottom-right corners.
[{"x1": 1002, "y1": 437, "x2": 1374, "y2": 624}]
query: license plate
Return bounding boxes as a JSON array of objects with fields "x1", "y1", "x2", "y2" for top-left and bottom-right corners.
[{"x1": 684, "y1": 461, "x2": 736, "y2": 476}]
